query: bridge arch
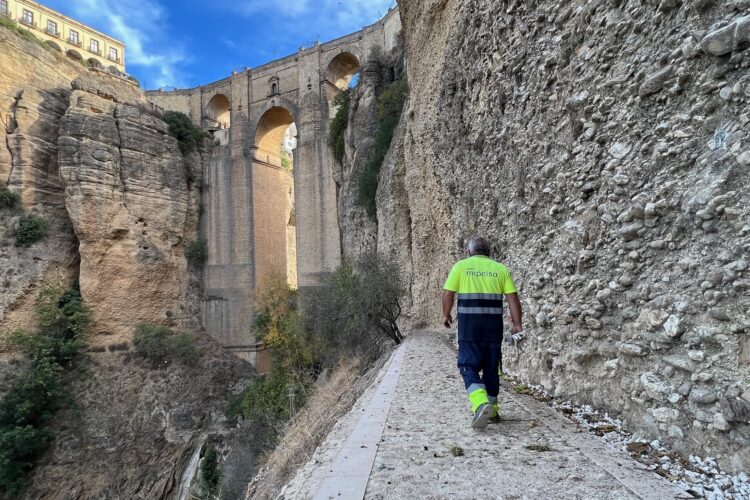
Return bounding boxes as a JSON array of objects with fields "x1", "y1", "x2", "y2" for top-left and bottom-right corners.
[
  {"x1": 206, "y1": 93, "x2": 231, "y2": 130},
  {"x1": 325, "y1": 52, "x2": 361, "y2": 100},
  {"x1": 251, "y1": 103, "x2": 298, "y2": 288}
]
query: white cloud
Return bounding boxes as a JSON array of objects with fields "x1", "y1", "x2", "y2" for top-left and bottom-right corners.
[{"x1": 65, "y1": 0, "x2": 189, "y2": 88}]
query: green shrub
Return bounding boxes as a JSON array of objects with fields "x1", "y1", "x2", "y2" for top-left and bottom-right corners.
[
  {"x1": 302, "y1": 253, "x2": 406, "y2": 363},
  {"x1": 14, "y1": 214, "x2": 49, "y2": 248},
  {"x1": 133, "y1": 323, "x2": 199, "y2": 367},
  {"x1": 163, "y1": 111, "x2": 207, "y2": 186},
  {"x1": 0, "y1": 16, "x2": 17, "y2": 31},
  {"x1": 281, "y1": 150, "x2": 292, "y2": 171},
  {"x1": 185, "y1": 240, "x2": 207, "y2": 268},
  {"x1": 256, "y1": 275, "x2": 321, "y2": 376},
  {"x1": 328, "y1": 90, "x2": 351, "y2": 165},
  {"x1": 229, "y1": 367, "x2": 303, "y2": 424},
  {"x1": 0, "y1": 188, "x2": 20, "y2": 210},
  {"x1": 163, "y1": 111, "x2": 209, "y2": 156},
  {"x1": 0, "y1": 287, "x2": 88, "y2": 494},
  {"x1": 358, "y1": 78, "x2": 408, "y2": 218},
  {"x1": 200, "y1": 444, "x2": 221, "y2": 496}
]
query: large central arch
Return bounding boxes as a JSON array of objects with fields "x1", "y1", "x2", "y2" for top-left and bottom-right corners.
[{"x1": 251, "y1": 105, "x2": 297, "y2": 289}]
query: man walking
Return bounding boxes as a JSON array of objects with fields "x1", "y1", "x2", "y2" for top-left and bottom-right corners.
[{"x1": 442, "y1": 237, "x2": 523, "y2": 429}]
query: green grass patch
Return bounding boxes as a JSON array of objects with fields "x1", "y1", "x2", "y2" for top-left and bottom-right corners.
[
  {"x1": 525, "y1": 443, "x2": 553, "y2": 452},
  {"x1": 0, "y1": 17, "x2": 52, "y2": 52},
  {"x1": 514, "y1": 383, "x2": 533, "y2": 395},
  {"x1": 358, "y1": 78, "x2": 408, "y2": 218},
  {"x1": 14, "y1": 214, "x2": 48, "y2": 248}
]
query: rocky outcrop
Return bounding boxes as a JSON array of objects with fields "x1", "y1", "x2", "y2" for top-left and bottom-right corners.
[
  {"x1": 359, "y1": 0, "x2": 750, "y2": 472},
  {"x1": 332, "y1": 58, "x2": 384, "y2": 260},
  {"x1": 21, "y1": 342, "x2": 254, "y2": 499},
  {"x1": 0, "y1": 28, "x2": 83, "y2": 334},
  {"x1": 58, "y1": 74, "x2": 202, "y2": 343}
]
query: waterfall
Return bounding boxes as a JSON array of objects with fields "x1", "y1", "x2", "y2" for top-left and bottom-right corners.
[{"x1": 177, "y1": 438, "x2": 205, "y2": 500}]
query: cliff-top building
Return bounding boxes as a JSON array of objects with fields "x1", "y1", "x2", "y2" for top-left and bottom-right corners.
[{"x1": 0, "y1": 0, "x2": 125, "y2": 74}]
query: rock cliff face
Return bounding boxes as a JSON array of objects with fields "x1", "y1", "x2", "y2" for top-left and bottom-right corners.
[
  {"x1": 0, "y1": 27, "x2": 202, "y2": 343},
  {"x1": 1, "y1": 26, "x2": 251, "y2": 499},
  {"x1": 0, "y1": 29, "x2": 81, "y2": 334},
  {"x1": 58, "y1": 76, "x2": 202, "y2": 343},
  {"x1": 352, "y1": 0, "x2": 750, "y2": 471}
]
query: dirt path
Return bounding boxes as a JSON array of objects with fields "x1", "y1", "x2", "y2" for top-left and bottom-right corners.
[{"x1": 280, "y1": 331, "x2": 690, "y2": 500}]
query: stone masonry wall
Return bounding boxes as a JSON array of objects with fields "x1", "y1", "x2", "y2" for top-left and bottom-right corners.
[{"x1": 380, "y1": 0, "x2": 750, "y2": 472}]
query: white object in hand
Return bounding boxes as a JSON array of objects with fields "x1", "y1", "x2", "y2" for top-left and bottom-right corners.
[{"x1": 505, "y1": 331, "x2": 525, "y2": 344}]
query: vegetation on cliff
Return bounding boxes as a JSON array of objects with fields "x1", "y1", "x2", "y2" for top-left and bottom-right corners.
[
  {"x1": 163, "y1": 110, "x2": 208, "y2": 185},
  {"x1": 359, "y1": 78, "x2": 408, "y2": 218},
  {"x1": 132, "y1": 323, "x2": 199, "y2": 368},
  {"x1": 0, "y1": 188, "x2": 20, "y2": 210},
  {"x1": 328, "y1": 90, "x2": 352, "y2": 165},
  {"x1": 229, "y1": 253, "x2": 405, "y2": 431},
  {"x1": 14, "y1": 213, "x2": 49, "y2": 248},
  {"x1": 0, "y1": 286, "x2": 89, "y2": 494},
  {"x1": 185, "y1": 239, "x2": 208, "y2": 268}
]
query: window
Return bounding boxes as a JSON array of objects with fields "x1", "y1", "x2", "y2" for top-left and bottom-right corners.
[
  {"x1": 271, "y1": 83, "x2": 278, "y2": 95},
  {"x1": 22, "y1": 9, "x2": 33, "y2": 25},
  {"x1": 47, "y1": 20, "x2": 57, "y2": 35},
  {"x1": 109, "y1": 47, "x2": 118, "y2": 62},
  {"x1": 90, "y1": 39, "x2": 99, "y2": 53},
  {"x1": 0, "y1": 1, "x2": 8, "y2": 15},
  {"x1": 69, "y1": 30, "x2": 79, "y2": 45}
]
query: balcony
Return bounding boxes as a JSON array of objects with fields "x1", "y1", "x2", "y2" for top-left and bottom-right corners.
[
  {"x1": 68, "y1": 38, "x2": 82, "y2": 47},
  {"x1": 19, "y1": 18, "x2": 37, "y2": 29},
  {"x1": 0, "y1": 7, "x2": 9, "y2": 17},
  {"x1": 88, "y1": 47, "x2": 101, "y2": 55},
  {"x1": 46, "y1": 27, "x2": 60, "y2": 37},
  {"x1": 108, "y1": 55, "x2": 121, "y2": 64}
]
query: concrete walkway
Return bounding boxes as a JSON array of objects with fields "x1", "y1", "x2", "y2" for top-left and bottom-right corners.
[{"x1": 280, "y1": 331, "x2": 690, "y2": 500}]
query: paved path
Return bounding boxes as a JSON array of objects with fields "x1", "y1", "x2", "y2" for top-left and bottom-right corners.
[{"x1": 280, "y1": 331, "x2": 690, "y2": 500}]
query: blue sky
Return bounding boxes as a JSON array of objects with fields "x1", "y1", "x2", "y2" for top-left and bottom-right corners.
[{"x1": 42, "y1": 0, "x2": 396, "y2": 89}]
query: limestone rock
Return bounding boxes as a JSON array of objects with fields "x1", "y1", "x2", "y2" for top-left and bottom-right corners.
[
  {"x1": 700, "y1": 16, "x2": 750, "y2": 56},
  {"x1": 690, "y1": 388, "x2": 719, "y2": 405},
  {"x1": 58, "y1": 75, "x2": 199, "y2": 342},
  {"x1": 639, "y1": 66, "x2": 674, "y2": 97},
  {"x1": 641, "y1": 372, "x2": 671, "y2": 402},
  {"x1": 369, "y1": 0, "x2": 750, "y2": 472}
]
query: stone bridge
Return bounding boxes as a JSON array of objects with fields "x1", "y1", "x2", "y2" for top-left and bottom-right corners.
[{"x1": 146, "y1": 8, "x2": 401, "y2": 363}]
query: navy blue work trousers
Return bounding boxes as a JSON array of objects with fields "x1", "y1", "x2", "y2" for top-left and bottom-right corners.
[{"x1": 457, "y1": 341, "x2": 501, "y2": 398}]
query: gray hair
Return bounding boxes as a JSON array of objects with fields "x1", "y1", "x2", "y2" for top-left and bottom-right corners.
[{"x1": 467, "y1": 237, "x2": 490, "y2": 256}]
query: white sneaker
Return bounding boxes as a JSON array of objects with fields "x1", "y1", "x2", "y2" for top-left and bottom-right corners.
[{"x1": 471, "y1": 403, "x2": 492, "y2": 429}]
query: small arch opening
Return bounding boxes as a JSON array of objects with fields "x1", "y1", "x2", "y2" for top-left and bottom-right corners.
[
  {"x1": 88, "y1": 58, "x2": 103, "y2": 70},
  {"x1": 325, "y1": 52, "x2": 360, "y2": 101},
  {"x1": 206, "y1": 94, "x2": 231, "y2": 130},
  {"x1": 45, "y1": 40, "x2": 62, "y2": 52},
  {"x1": 66, "y1": 49, "x2": 83, "y2": 62}
]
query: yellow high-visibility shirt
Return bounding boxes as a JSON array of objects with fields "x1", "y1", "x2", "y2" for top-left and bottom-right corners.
[
  {"x1": 444, "y1": 255, "x2": 517, "y2": 342},
  {"x1": 443, "y1": 255, "x2": 517, "y2": 295}
]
